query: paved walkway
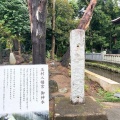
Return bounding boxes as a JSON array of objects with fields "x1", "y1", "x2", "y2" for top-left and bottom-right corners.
[
  {"x1": 106, "y1": 108, "x2": 120, "y2": 120},
  {"x1": 102, "y1": 102, "x2": 120, "y2": 120},
  {"x1": 50, "y1": 99, "x2": 120, "y2": 120}
]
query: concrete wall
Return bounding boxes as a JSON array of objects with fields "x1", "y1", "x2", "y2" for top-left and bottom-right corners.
[
  {"x1": 85, "y1": 70, "x2": 120, "y2": 93},
  {"x1": 86, "y1": 52, "x2": 120, "y2": 64},
  {"x1": 85, "y1": 53, "x2": 103, "y2": 61}
]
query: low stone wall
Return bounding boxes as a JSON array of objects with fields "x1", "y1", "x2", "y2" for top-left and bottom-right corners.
[
  {"x1": 103, "y1": 54, "x2": 120, "y2": 64},
  {"x1": 85, "y1": 70, "x2": 120, "y2": 93}
]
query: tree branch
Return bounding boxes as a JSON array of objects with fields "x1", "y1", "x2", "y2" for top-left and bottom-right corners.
[{"x1": 77, "y1": 0, "x2": 97, "y2": 30}]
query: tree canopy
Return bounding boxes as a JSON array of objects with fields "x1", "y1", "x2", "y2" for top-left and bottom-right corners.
[
  {"x1": 78, "y1": 0, "x2": 120, "y2": 52},
  {"x1": 1, "y1": 0, "x2": 120, "y2": 60},
  {"x1": 0, "y1": 0, "x2": 29, "y2": 35},
  {"x1": 0, "y1": 0, "x2": 31, "y2": 51},
  {"x1": 47, "y1": 0, "x2": 79, "y2": 57}
]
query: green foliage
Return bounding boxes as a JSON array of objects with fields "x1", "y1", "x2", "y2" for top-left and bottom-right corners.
[
  {"x1": 0, "y1": 0, "x2": 29, "y2": 35},
  {"x1": 46, "y1": 50, "x2": 51, "y2": 59},
  {"x1": 85, "y1": 84, "x2": 89, "y2": 92},
  {"x1": 47, "y1": 0, "x2": 79, "y2": 57},
  {"x1": 113, "y1": 41, "x2": 120, "y2": 49},
  {"x1": 0, "y1": 20, "x2": 15, "y2": 50},
  {"x1": 86, "y1": 61, "x2": 120, "y2": 73},
  {"x1": 78, "y1": 0, "x2": 120, "y2": 52},
  {"x1": 0, "y1": 0, "x2": 31, "y2": 51},
  {"x1": 97, "y1": 88, "x2": 120, "y2": 102},
  {"x1": 116, "y1": 89, "x2": 120, "y2": 93},
  {"x1": 69, "y1": 0, "x2": 79, "y2": 18},
  {"x1": 0, "y1": 20, "x2": 26, "y2": 52}
]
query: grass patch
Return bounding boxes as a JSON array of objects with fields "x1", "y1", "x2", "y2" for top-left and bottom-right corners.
[
  {"x1": 85, "y1": 84, "x2": 89, "y2": 92},
  {"x1": 86, "y1": 61, "x2": 120, "y2": 73},
  {"x1": 97, "y1": 88, "x2": 120, "y2": 102}
]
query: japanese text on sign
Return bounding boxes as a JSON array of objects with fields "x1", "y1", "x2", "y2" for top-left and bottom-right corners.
[{"x1": 0, "y1": 65, "x2": 49, "y2": 114}]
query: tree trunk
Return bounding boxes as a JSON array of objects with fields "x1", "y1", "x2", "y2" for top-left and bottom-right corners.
[
  {"x1": 51, "y1": 0, "x2": 56, "y2": 59},
  {"x1": 0, "y1": 42, "x2": 3, "y2": 64},
  {"x1": 27, "y1": 0, "x2": 47, "y2": 64},
  {"x1": 13, "y1": 39, "x2": 19, "y2": 51},
  {"x1": 18, "y1": 40, "x2": 21, "y2": 55},
  {"x1": 60, "y1": 46, "x2": 70, "y2": 67},
  {"x1": 61, "y1": 0, "x2": 97, "y2": 67}
]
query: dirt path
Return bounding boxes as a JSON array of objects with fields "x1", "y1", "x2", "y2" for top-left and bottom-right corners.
[
  {"x1": 48, "y1": 60, "x2": 101, "y2": 119},
  {"x1": 48, "y1": 60, "x2": 102, "y2": 98},
  {"x1": 48, "y1": 60, "x2": 120, "y2": 120}
]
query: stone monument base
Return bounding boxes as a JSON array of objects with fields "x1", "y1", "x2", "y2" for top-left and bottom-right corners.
[{"x1": 54, "y1": 96, "x2": 108, "y2": 120}]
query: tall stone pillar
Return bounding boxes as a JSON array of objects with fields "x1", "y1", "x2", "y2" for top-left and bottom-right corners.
[{"x1": 70, "y1": 29, "x2": 85, "y2": 104}]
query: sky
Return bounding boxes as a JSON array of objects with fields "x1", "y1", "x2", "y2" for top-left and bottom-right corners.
[{"x1": 118, "y1": 0, "x2": 120, "y2": 6}]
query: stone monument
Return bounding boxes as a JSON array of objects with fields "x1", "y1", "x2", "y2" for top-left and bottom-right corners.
[{"x1": 70, "y1": 29, "x2": 85, "y2": 104}]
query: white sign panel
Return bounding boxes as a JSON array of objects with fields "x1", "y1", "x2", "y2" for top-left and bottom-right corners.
[{"x1": 0, "y1": 65, "x2": 49, "y2": 114}]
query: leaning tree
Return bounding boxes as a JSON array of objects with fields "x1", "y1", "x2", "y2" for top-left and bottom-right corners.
[
  {"x1": 27, "y1": 0, "x2": 47, "y2": 64},
  {"x1": 61, "y1": 0, "x2": 97, "y2": 67}
]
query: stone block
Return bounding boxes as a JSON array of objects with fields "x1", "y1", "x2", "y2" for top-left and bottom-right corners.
[
  {"x1": 49, "y1": 80, "x2": 58, "y2": 93},
  {"x1": 54, "y1": 97, "x2": 108, "y2": 120}
]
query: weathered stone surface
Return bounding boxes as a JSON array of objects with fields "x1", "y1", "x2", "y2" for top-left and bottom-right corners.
[
  {"x1": 59, "y1": 88, "x2": 68, "y2": 94},
  {"x1": 49, "y1": 80, "x2": 58, "y2": 93},
  {"x1": 9, "y1": 52, "x2": 16, "y2": 65},
  {"x1": 15, "y1": 55, "x2": 24, "y2": 64},
  {"x1": 53, "y1": 94, "x2": 65, "y2": 98},
  {"x1": 55, "y1": 97, "x2": 108, "y2": 120},
  {"x1": 114, "y1": 93, "x2": 120, "y2": 98},
  {"x1": 70, "y1": 29, "x2": 85, "y2": 103},
  {"x1": 50, "y1": 61, "x2": 55, "y2": 67},
  {"x1": 14, "y1": 51, "x2": 19, "y2": 55},
  {"x1": 105, "y1": 108, "x2": 120, "y2": 120},
  {"x1": 22, "y1": 54, "x2": 32, "y2": 63},
  {"x1": 85, "y1": 69, "x2": 120, "y2": 92}
]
